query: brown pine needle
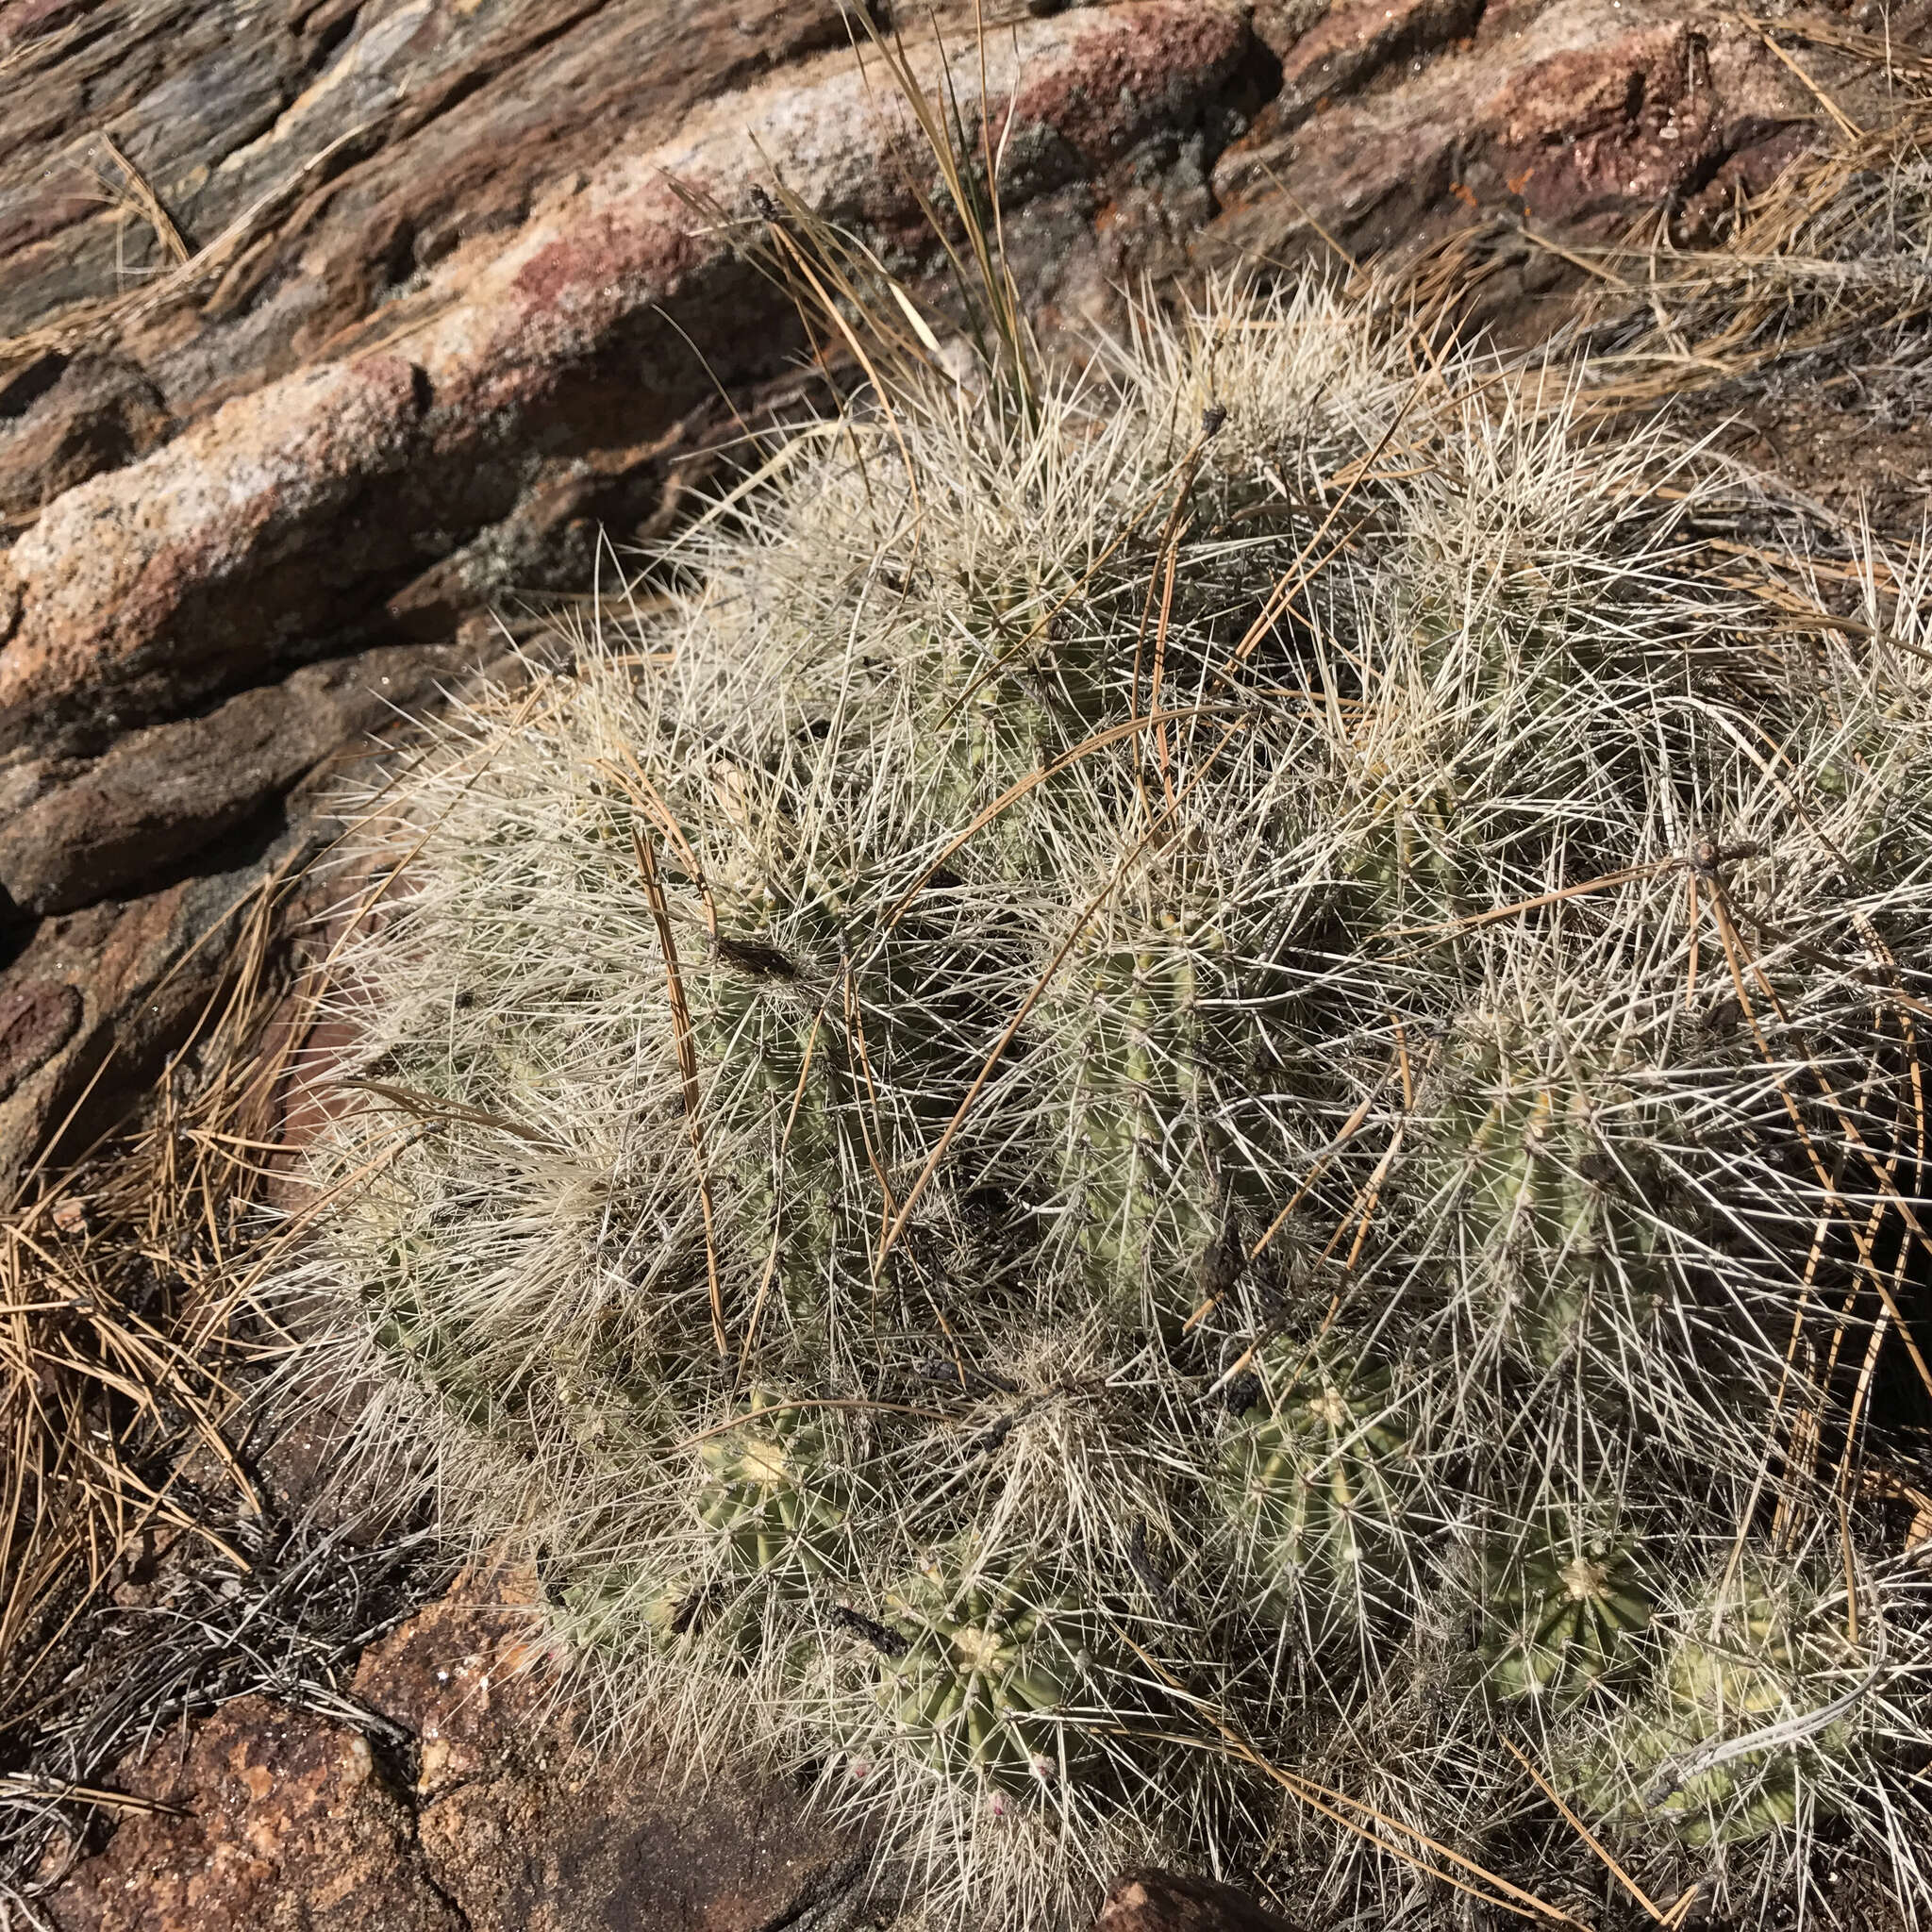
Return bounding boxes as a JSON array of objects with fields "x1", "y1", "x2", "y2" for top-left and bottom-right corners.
[
  {"x1": 94, "y1": 133, "x2": 191, "y2": 266},
  {"x1": 739, "y1": 1005, "x2": 829, "y2": 1367},
  {"x1": 883, "y1": 704, "x2": 1243, "y2": 931},
  {"x1": 634, "y1": 825, "x2": 727, "y2": 1357},
  {"x1": 1111, "y1": 1624, "x2": 1587, "y2": 1925},
  {"x1": 340, "y1": 1078, "x2": 559, "y2": 1151},
  {"x1": 1501, "y1": 1735, "x2": 1668, "y2": 1924}
]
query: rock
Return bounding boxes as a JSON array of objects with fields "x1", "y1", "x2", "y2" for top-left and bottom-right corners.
[
  {"x1": 1472, "y1": 11, "x2": 1810, "y2": 228},
  {"x1": 0, "y1": 618, "x2": 535, "y2": 1197},
  {"x1": 0, "y1": 845, "x2": 294, "y2": 1197},
  {"x1": 414, "y1": 1765, "x2": 858, "y2": 1932},
  {"x1": 347, "y1": 1563, "x2": 558, "y2": 1797},
  {"x1": 0, "y1": 351, "x2": 173, "y2": 531},
  {"x1": 0, "y1": 977, "x2": 80, "y2": 1101},
  {"x1": 0, "y1": 355, "x2": 439, "y2": 759},
  {"x1": 44, "y1": 1693, "x2": 462, "y2": 1932},
  {"x1": 0, "y1": 0, "x2": 857, "y2": 364},
  {"x1": 347, "y1": 1566, "x2": 858, "y2": 1932},
  {"x1": 1272, "y1": 0, "x2": 1486, "y2": 134},
  {"x1": 45, "y1": 1558, "x2": 857, "y2": 1932},
  {"x1": 1093, "y1": 1870, "x2": 1301, "y2": 1932},
  {"x1": 0, "y1": 641, "x2": 474, "y2": 914},
  {"x1": 0, "y1": 5, "x2": 1263, "y2": 766},
  {"x1": 1208, "y1": 0, "x2": 1820, "y2": 279}
]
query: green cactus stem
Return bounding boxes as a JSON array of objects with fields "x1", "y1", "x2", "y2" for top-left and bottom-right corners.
[
  {"x1": 697, "y1": 1392, "x2": 849, "y2": 1576},
  {"x1": 1047, "y1": 908, "x2": 1233, "y2": 1316},
  {"x1": 1580, "y1": 1570, "x2": 1850, "y2": 1847},
  {"x1": 1423, "y1": 1024, "x2": 1666, "y2": 1366},
  {"x1": 1340, "y1": 774, "x2": 1467, "y2": 928},
  {"x1": 1481, "y1": 1523, "x2": 1653, "y2": 1703},
  {"x1": 1224, "y1": 1352, "x2": 1416, "y2": 1614},
  {"x1": 877, "y1": 1550, "x2": 1089, "y2": 1789}
]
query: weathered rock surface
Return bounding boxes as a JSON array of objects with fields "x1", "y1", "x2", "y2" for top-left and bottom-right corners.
[
  {"x1": 1207, "y1": 0, "x2": 1834, "y2": 284},
  {"x1": 354, "y1": 1567, "x2": 858, "y2": 1932},
  {"x1": 46, "y1": 1562, "x2": 856, "y2": 1932},
  {"x1": 0, "y1": 643, "x2": 473, "y2": 913},
  {"x1": 44, "y1": 1693, "x2": 463, "y2": 1932},
  {"x1": 0, "y1": 634, "x2": 507, "y2": 1190},
  {"x1": 0, "y1": 4, "x2": 1264, "y2": 765},
  {"x1": 0, "y1": 351, "x2": 173, "y2": 532},
  {"x1": 1093, "y1": 1871, "x2": 1303, "y2": 1932},
  {"x1": 0, "y1": 976, "x2": 80, "y2": 1103},
  {"x1": 0, "y1": 844, "x2": 301, "y2": 1186}
]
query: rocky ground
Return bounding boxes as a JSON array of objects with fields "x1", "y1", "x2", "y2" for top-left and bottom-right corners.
[
  {"x1": 7, "y1": 0, "x2": 1919, "y2": 1190},
  {"x1": 1, "y1": 0, "x2": 1927, "y2": 1925}
]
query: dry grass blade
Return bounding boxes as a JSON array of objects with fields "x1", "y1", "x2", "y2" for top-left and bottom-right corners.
[
  {"x1": 0, "y1": 856, "x2": 329, "y2": 1757},
  {"x1": 0, "y1": 116, "x2": 391, "y2": 391},
  {"x1": 91, "y1": 135, "x2": 191, "y2": 267}
]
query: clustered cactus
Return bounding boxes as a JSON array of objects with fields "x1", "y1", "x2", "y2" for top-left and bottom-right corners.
[{"x1": 299, "y1": 275, "x2": 1932, "y2": 1930}]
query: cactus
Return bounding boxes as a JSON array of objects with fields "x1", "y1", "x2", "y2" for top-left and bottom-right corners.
[
  {"x1": 1480, "y1": 1516, "x2": 1653, "y2": 1703},
  {"x1": 1042, "y1": 907, "x2": 1225, "y2": 1316},
  {"x1": 354, "y1": 1175, "x2": 535, "y2": 1438},
  {"x1": 1224, "y1": 1350, "x2": 1419, "y2": 1624},
  {"x1": 298, "y1": 258, "x2": 1932, "y2": 1932},
  {"x1": 696, "y1": 1391, "x2": 850, "y2": 1577},
  {"x1": 1601, "y1": 1720, "x2": 1807, "y2": 1848},
  {"x1": 1417, "y1": 1019, "x2": 1667, "y2": 1368},
  {"x1": 692, "y1": 896, "x2": 855, "y2": 1328},
  {"x1": 876, "y1": 1546, "x2": 1092, "y2": 1789},
  {"x1": 1338, "y1": 772, "x2": 1468, "y2": 929},
  {"x1": 559, "y1": 1562, "x2": 702, "y2": 1654},
  {"x1": 1574, "y1": 1567, "x2": 1855, "y2": 1848}
]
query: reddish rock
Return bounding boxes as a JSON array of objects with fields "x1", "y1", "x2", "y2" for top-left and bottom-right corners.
[
  {"x1": 0, "y1": 0, "x2": 855, "y2": 359},
  {"x1": 1094, "y1": 1870, "x2": 1302, "y2": 1932},
  {"x1": 44, "y1": 1693, "x2": 462, "y2": 1932},
  {"x1": 0, "y1": 625, "x2": 531, "y2": 1193},
  {"x1": 0, "y1": 355, "x2": 434, "y2": 758},
  {"x1": 0, "y1": 352, "x2": 173, "y2": 531},
  {"x1": 0, "y1": 977, "x2": 80, "y2": 1101},
  {"x1": 45, "y1": 1559, "x2": 855, "y2": 1932},
  {"x1": 0, "y1": 835, "x2": 296, "y2": 1195},
  {"x1": 1474, "y1": 13, "x2": 1809, "y2": 229},
  {"x1": 415, "y1": 1767, "x2": 856, "y2": 1932},
  {"x1": 347, "y1": 1564, "x2": 857, "y2": 1932},
  {"x1": 1210, "y1": 0, "x2": 1816, "y2": 275},
  {"x1": 349, "y1": 1561, "x2": 558, "y2": 1797}
]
